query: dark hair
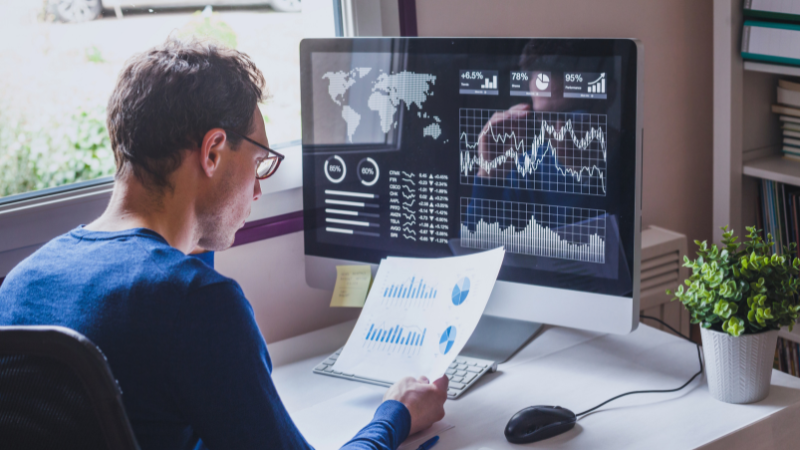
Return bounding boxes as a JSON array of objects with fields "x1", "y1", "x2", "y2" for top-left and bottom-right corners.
[{"x1": 106, "y1": 39, "x2": 267, "y2": 190}]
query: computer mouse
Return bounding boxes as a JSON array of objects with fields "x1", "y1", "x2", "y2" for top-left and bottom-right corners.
[{"x1": 504, "y1": 405, "x2": 577, "y2": 444}]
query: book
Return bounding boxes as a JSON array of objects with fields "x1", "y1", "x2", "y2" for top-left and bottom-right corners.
[
  {"x1": 744, "y1": 0, "x2": 800, "y2": 22},
  {"x1": 780, "y1": 79, "x2": 800, "y2": 92},
  {"x1": 783, "y1": 146, "x2": 800, "y2": 156},
  {"x1": 742, "y1": 21, "x2": 800, "y2": 66},
  {"x1": 792, "y1": 342, "x2": 800, "y2": 376},
  {"x1": 785, "y1": 129, "x2": 800, "y2": 138},
  {"x1": 784, "y1": 124, "x2": 800, "y2": 133},
  {"x1": 785, "y1": 137, "x2": 800, "y2": 147},
  {"x1": 781, "y1": 115, "x2": 800, "y2": 124},
  {"x1": 779, "y1": 87, "x2": 800, "y2": 108},
  {"x1": 790, "y1": 192, "x2": 800, "y2": 253},
  {"x1": 773, "y1": 105, "x2": 800, "y2": 117},
  {"x1": 781, "y1": 183, "x2": 789, "y2": 247}
]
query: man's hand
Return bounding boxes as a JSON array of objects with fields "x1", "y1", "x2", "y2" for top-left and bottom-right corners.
[{"x1": 383, "y1": 375, "x2": 448, "y2": 436}]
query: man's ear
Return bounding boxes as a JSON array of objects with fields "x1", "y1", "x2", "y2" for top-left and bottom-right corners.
[{"x1": 199, "y1": 128, "x2": 228, "y2": 178}]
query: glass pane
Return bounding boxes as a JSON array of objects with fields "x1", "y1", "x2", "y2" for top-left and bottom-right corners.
[{"x1": 0, "y1": 0, "x2": 330, "y2": 200}]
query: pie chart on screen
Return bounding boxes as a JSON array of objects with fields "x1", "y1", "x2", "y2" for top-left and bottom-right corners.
[{"x1": 536, "y1": 73, "x2": 550, "y2": 90}]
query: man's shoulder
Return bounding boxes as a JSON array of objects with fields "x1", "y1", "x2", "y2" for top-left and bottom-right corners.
[
  {"x1": 149, "y1": 248, "x2": 234, "y2": 293},
  {"x1": 1, "y1": 227, "x2": 241, "y2": 310}
]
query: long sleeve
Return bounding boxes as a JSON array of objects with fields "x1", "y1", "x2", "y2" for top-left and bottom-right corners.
[
  {"x1": 166, "y1": 281, "x2": 410, "y2": 450},
  {"x1": 341, "y1": 401, "x2": 411, "y2": 450}
]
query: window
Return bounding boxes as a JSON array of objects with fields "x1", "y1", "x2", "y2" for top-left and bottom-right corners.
[{"x1": 0, "y1": 0, "x2": 335, "y2": 201}]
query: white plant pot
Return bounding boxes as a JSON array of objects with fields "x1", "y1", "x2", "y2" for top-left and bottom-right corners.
[{"x1": 701, "y1": 327, "x2": 778, "y2": 404}]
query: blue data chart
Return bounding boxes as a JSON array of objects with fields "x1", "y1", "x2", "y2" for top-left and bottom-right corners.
[
  {"x1": 451, "y1": 277, "x2": 471, "y2": 306},
  {"x1": 363, "y1": 323, "x2": 427, "y2": 356},
  {"x1": 439, "y1": 326, "x2": 457, "y2": 355},
  {"x1": 382, "y1": 276, "x2": 438, "y2": 308}
]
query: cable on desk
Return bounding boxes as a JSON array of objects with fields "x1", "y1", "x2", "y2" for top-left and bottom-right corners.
[{"x1": 574, "y1": 315, "x2": 704, "y2": 418}]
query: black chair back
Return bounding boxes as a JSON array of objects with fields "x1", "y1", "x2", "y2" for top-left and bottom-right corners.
[{"x1": 0, "y1": 326, "x2": 140, "y2": 450}]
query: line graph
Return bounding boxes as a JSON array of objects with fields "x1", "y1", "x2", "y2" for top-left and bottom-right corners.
[
  {"x1": 459, "y1": 108, "x2": 607, "y2": 196},
  {"x1": 460, "y1": 197, "x2": 606, "y2": 263}
]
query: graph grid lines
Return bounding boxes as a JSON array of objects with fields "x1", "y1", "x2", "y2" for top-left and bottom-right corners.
[
  {"x1": 459, "y1": 108, "x2": 608, "y2": 196},
  {"x1": 460, "y1": 197, "x2": 606, "y2": 263}
]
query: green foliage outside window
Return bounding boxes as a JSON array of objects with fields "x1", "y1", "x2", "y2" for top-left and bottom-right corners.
[
  {"x1": 0, "y1": 11, "x2": 246, "y2": 200},
  {"x1": 669, "y1": 226, "x2": 800, "y2": 337},
  {"x1": 177, "y1": 11, "x2": 238, "y2": 49},
  {"x1": 0, "y1": 108, "x2": 115, "y2": 198}
]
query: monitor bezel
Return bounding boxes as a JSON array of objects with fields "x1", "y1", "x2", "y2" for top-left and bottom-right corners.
[{"x1": 300, "y1": 37, "x2": 642, "y2": 334}]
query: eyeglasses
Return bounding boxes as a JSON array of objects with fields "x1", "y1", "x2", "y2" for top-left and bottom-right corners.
[{"x1": 227, "y1": 130, "x2": 285, "y2": 180}]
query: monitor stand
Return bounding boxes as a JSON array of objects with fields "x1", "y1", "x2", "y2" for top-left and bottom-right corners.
[{"x1": 459, "y1": 315, "x2": 543, "y2": 364}]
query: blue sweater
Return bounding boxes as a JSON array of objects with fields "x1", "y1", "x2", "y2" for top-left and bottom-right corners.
[{"x1": 0, "y1": 227, "x2": 410, "y2": 450}]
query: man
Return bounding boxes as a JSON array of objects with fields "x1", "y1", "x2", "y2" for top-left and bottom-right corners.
[{"x1": 0, "y1": 39, "x2": 447, "y2": 449}]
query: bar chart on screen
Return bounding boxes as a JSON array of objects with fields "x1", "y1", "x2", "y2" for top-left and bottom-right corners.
[{"x1": 460, "y1": 197, "x2": 607, "y2": 263}]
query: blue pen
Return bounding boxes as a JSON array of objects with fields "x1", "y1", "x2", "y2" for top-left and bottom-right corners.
[{"x1": 415, "y1": 435, "x2": 439, "y2": 450}]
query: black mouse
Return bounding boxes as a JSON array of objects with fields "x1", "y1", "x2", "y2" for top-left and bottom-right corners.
[{"x1": 504, "y1": 405, "x2": 577, "y2": 444}]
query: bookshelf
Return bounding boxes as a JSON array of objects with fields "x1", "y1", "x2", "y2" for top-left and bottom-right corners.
[
  {"x1": 713, "y1": 0, "x2": 800, "y2": 346},
  {"x1": 744, "y1": 61, "x2": 800, "y2": 77},
  {"x1": 779, "y1": 327, "x2": 800, "y2": 342},
  {"x1": 743, "y1": 154, "x2": 800, "y2": 186}
]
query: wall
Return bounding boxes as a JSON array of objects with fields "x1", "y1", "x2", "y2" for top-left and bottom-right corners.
[
  {"x1": 216, "y1": 232, "x2": 360, "y2": 343},
  {"x1": 415, "y1": 0, "x2": 714, "y2": 245}
]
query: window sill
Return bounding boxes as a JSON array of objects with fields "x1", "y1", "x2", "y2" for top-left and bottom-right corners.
[{"x1": 0, "y1": 140, "x2": 302, "y2": 277}]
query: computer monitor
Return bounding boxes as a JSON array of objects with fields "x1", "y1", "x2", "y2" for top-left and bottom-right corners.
[{"x1": 300, "y1": 38, "x2": 642, "y2": 340}]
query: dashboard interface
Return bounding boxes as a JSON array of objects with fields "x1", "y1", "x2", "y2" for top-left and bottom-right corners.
[{"x1": 301, "y1": 39, "x2": 639, "y2": 297}]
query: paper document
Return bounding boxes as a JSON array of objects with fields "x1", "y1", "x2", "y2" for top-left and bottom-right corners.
[
  {"x1": 332, "y1": 248, "x2": 505, "y2": 381},
  {"x1": 330, "y1": 265, "x2": 373, "y2": 307}
]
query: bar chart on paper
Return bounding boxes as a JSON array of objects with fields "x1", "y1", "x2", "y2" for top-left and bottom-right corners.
[
  {"x1": 363, "y1": 323, "x2": 427, "y2": 356},
  {"x1": 382, "y1": 276, "x2": 438, "y2": 307}
]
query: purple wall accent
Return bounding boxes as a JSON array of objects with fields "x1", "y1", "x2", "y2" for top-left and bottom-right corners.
[
  {"x1": 398, "y1": 0, "x2": 418, "y2": 37},
  {"x1": 232, "y1": 211, "x2": 304, "y2": 247}
]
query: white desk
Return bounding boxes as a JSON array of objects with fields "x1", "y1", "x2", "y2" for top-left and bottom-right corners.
[{"x1": 269, "y1": 321, "x2": 800, "y2": 449}]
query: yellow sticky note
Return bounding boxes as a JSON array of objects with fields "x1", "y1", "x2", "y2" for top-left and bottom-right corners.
[{"x1": 330, "y1": 265, "x2": 373, "y2": 308}]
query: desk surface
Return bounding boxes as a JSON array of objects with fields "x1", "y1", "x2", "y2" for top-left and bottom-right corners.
[{"x1": 270, "y1": 321, "x2": 800, "y2": 450}]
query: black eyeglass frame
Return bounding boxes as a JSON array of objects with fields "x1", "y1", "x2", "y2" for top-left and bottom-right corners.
[{"x1": 226, "y1": 129, "x2": 286, "y2": 179}]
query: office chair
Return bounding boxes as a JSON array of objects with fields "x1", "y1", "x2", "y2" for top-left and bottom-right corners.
[{"x1": 0, "y1": 326, "x2": 140, "y2": 450}]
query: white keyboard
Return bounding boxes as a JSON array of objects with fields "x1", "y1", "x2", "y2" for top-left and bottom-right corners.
[{"x1": 313, "y1": 348, "x2": 497, "y2": 399}]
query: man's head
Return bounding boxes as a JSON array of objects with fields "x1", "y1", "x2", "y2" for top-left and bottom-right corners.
[{"x1": 106, "y1": 39, "x2": 270, "y2": 251}]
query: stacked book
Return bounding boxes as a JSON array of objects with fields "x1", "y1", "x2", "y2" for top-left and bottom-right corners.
[
  {"x1": 755, "y1": 179, "x2": 800, "y2": 256},
  {"x1": 776, "y1": 337, "x2": 800, "y2": 376},
  {"x1": 772, "y1": 80, "x2": 800, "y2": 159},
  {"x1": 742, "y1": 1, "x2": 800, "y2": 66}
]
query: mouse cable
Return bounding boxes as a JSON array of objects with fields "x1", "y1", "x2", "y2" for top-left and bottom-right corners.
[{"x1": 574, "y1": 315, "x2": 704, "y2": 418}]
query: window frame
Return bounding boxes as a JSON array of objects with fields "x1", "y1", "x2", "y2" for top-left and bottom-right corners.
[{"x1": 0, "y1": 1, "x2": 404, "y2": 277}]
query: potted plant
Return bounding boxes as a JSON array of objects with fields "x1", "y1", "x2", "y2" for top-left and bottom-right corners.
[{"x1": 669, "y1": 226, "x2": 800, "y2": 404}]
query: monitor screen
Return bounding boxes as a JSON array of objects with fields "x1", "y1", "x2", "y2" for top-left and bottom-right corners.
[{"x1": 301, "y1": 38, "x2": 639, "y2": 298}]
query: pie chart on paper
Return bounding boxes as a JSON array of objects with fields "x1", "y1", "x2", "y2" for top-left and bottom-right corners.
[
  {"x1": 439, "y1": 326, "x2": 457, "y2": 355},
  {"x1": 451, "y1": 277, "x2": 471, "y2": 306}
]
